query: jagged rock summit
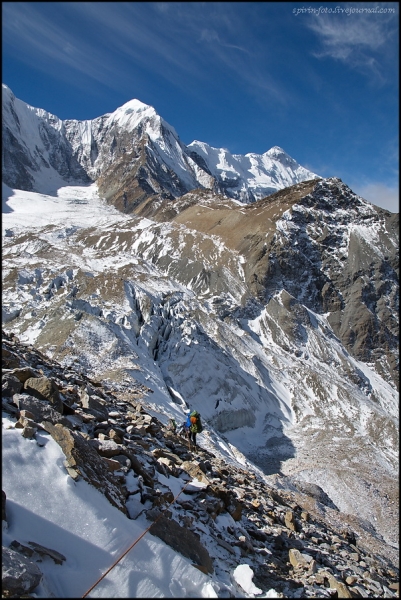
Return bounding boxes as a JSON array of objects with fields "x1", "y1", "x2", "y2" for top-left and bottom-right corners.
[{"x1": 2, "y1": 83, "x2": 318, "y2": 208}]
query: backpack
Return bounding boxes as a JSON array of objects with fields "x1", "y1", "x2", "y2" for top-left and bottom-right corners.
[{"x1": 190, "y1": 410, "x2": 203, "y2": 433}]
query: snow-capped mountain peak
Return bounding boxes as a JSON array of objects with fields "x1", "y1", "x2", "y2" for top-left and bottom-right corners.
[
  {"x1": 2, "y1": 85, "x2": 319, "y2": 207},
  {"x1": 105, "y1": 97, "x2": 177, "y2": 139},
  {"x1": 265, "y1": 145, "x2": 287, "y2": 156},
  {"x1": 188, "y1": 140, "x2": 318, "y2": 202}
]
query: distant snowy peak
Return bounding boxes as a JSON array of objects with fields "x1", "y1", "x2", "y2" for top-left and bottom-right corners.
[
  {"x1": 2, "y1": 83, "x2": 318, "y2": 206},
  {"x1": 265, "y1": 145, "x2": 289, "y2": 157},
  {"x1": 188, "y1": 140, "x2": 319, "y2": 203}
]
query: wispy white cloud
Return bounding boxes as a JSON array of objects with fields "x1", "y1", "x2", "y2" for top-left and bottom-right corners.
[
  {"x1": 2, "y1": 2, "x2": 287, "y2": 106},
  {"x1": 355, "y1": 182, "x2": 399, "y2": 213},
  {"x1": 2, "y1": 3, "x2": 126, "y2": 92},
  {"x1": 200, "y1": 28, "x2": 251, "y2": 53},
  {"x1": 307, "y1": 3, "x2": 398, "y2": 82}
]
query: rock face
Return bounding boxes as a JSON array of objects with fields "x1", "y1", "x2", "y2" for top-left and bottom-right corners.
[{"x1": 148, "y1": 513, "x2": 214, "y2": 573}]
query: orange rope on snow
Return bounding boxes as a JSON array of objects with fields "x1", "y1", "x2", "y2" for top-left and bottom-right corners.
[{"x1": 81, "y1": 477, "x2": 193, "y2": 598}]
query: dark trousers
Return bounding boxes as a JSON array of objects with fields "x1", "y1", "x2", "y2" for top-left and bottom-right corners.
[{"x1": 188, "y1": 431, "x2": 197, "y2": 446}]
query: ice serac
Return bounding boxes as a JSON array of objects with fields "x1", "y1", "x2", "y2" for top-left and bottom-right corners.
[{"x1": 2, "y1": 84, "x2": 317, "y2": 210}]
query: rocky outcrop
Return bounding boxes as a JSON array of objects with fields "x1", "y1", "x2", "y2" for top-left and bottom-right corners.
[
  {"x1": 2, "y1": 546, "x2": 43, "y2": 597},
  {"x1": 148, "y1": 511, "x2": 214, "y2": 574},
  {"x1": 42, "y1": 422, "x2": 128, "y2": 514}
]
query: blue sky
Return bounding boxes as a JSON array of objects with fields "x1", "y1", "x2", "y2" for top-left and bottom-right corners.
[{"x1": 2, "y1": 2, "x2": 399, "y2": 211}]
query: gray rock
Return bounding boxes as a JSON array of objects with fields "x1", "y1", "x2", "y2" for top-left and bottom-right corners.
[
  {"x1": 9, "y1": 367, "x2": 39, "y2": 384},
  {"x1": 2, "y1": 545, "x2": 43, "y2": 597},
  {"x1": 42, "y1": 422, "x2": 128, "y2": 515},
  {"x1": 12, "y1": 394, "x2": 71, "y2": 426},
  {"x1": 2, "y1": 373, "x2": 22, "y2": 397},
  {"x1": 21, "y1": 425, "x2": 37, "y2": 438},
  {"x1": 24, "y1": 376, "x2": 62, "y2": 412},
  {"x1": 27, "y1": 541, "x2": 66, "y2": 565},
  {"x1": 148, "y1": 514, "x2": 213, "y2": 574},
  {"x1": 80, "y1": 391, "x2": 109, "y2": 421}
]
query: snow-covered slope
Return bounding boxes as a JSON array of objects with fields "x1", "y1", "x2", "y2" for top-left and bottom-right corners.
[
  {"x1": 2, "y1": 84, "x2": 317, "y2": 209},
  {"x1": 2, "y1": 180, "x2": 398, "y2": 558},
  {"x1": 2, "y1": 85, "x2": 91, "y2": 193}
]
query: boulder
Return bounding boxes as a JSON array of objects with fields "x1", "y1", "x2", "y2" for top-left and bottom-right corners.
[
  {"x1": 2, "y1": 374, "x2": 22, "y2": 397},
  {"x1": 9, "y1": 367, "x2": 38, "y2": 384},
  {"x1": 322, "y1": 571, "x2": 353, "y2": 598},
  {"x1": 148, "y1": 514, "x2": 213, "y2": 574},
  {"x1": 109, "y1": 429, "x2": 123, "y2": 444},
  {"x1": 21, "y1": 426, "x2": 37, "y2": 438},
  {"x1": 24, "y1": 376, "x2": 63, "y2": 412},
  {"x1": 2, "y1": 545, "x2": 42, "y2": 597},
  {"x1": 151, "y1": 448, "x2": 182, "y2": 465},
  {"x1": 80, "y1": 391, "x2": 108, "y2": 421},
  {"x1": 12, "y1": 394, "x2": 71, "y2": 426},
  {"x1": 288, "y1": 548, "x2": 313, "y2": 568},
  {"x1": 180, "y1": 461, "x2": 210, "y2": 485},
  {"x1": 285, "y1": 510, "x2": 298, "y2": 532},
  {"x1": 42, "y1": 422, "x2": 128, "y2": 515},
  {"x1": 89, "y1": 438, "x2": 123, "y2": 458}
]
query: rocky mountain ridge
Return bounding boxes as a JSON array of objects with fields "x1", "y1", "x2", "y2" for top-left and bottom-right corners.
[
  {"x1": 2, "y1": 330, "x2": 399, "y2": 598},
  {"x1": 2, "y1": 84, "x2": 318, "y2": 208}
]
